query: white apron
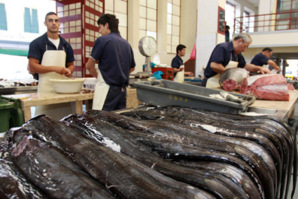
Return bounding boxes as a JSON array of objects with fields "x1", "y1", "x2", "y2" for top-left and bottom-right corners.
[
  {"x1": 174, "y1": 65, "x2": 185, "y2": 83},
  {"x1": 206, "y1": 60, "x2": 238, "y2": 89},
  {"x1": 35, "y1": 49, "x2": 74, "y2": 120},
  {"x1": 92, "y1": 69, "x2": 110, "y2": 110}
]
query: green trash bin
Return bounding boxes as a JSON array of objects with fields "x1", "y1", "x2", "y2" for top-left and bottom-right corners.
[
  {"x1": 0, "y1": 99, "x2": 14, "y2": 132},
  {"x1": 0, "y1": 96, "x2": 25, "y2": 129}
]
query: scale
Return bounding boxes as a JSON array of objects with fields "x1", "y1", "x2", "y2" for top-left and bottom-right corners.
[{"x1": 138, "y1": 36, "x2": 157, "y2": 74}]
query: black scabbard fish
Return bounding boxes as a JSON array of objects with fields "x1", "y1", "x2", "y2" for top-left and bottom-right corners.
[
  {"x1": 126, "y1": 129, "x2": 267, "y2": 198},
  {"x1": 134, "y1": 107, "x2": 291, "y2": 199},
  {"x1": 173, "y1": 160, "x2": 263, "y2": 199},
  {"x1": 22, "y1": 115, "x2": 209, "y2": 199},
  {"x1": 123, "y1": 109, "x2": 282, "y2": 178},
  {"x1": 259, "y1": 119, "x2": 296, "y2": 199},
  {"x1": 0, "y1": 142, "x2": 46, "y2": 199},
  {"x1": 0, "y1": 158, "x2": 46, "y2": 199},
  {"x1": 184, "y1": 107, "x2": 297, "y2": 199},
  {"x1": 122, "y1": 108, "x2": 284, "y2": 199},
  {"x1": 124, "y1": 106, "x2": 297, "y2": 199},
  {"x1": 183, "y1": 122, "x2": 278, "y2": 194},
  {"x1": 122, "y1": 109, "x2": 278, "y2": 193},
  {"x1": 63, "y1": 113, "x2": 258, "y2": 199},
  {"x1": 166, "y1": 106, "x2": 296, "y2": 199},
  {"x1": 10, "y1": 134, "x2": 114, "y2": 199},
  {"x1": 86, "y1": 110, "x2": 275, "y2": 199}
]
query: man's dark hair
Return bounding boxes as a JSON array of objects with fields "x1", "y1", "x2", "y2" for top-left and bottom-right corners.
[
  {"x1": 45, "y1": 12, "x2": 57, "y2": 21},
  {"x1": 176, "y1": 44, "x2": 186, "y2": 54},
  {"x1": 262, "y1": 47, "x2": 273, "y2": 52},
  {"x1": 97, "y1": 14, "x2": 119, "y2": 33}
]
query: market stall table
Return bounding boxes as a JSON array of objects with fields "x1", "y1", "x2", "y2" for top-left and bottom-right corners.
[
  {"x1": 248, "y1": 90, "x2": 298, "y2": 121},
  {"x1": 3, "y1": 92, "x2": 94, "y2": 122}
]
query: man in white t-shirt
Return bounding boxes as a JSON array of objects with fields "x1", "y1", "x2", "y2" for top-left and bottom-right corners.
[
  {"x1": 27, "y1": 12, "x2": 75, "y2": 80},
  {"x1": 27, "y1": 12, "x2": 76, "y2": 119}
]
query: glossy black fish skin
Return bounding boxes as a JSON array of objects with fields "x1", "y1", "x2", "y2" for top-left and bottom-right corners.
[
  {"x1": 170, "y1": 108, "x2": 293, "y2": 199},
  {"x1": 122, "y1": 107, "x2": 296, "y2": 199},
  {"x1": 125, "y1": 110, "x2": 281, "y2": 174},
  {"x1": 23, "y1": 116, "x2": 207, "y2": 199},
  {"x1": 63, "y1": 113, "x2": 258, "y2": 199},
  {"x1": 0, "y1": 159, "x2": 42, "y2": 199},
  {"x1": 87, "y1": 110, "x2": 275, "y2": 199},
  {"x1": 0, "y1": 143, "x2": 46, "y2": 199},
  {"x1": 1, "y1": 104, "x2": 294, "y2": 199},
  {"x1": 10, "y1": 134, "x2": 114, "y2": 199},
  {"x1": 260, "y1": 119, "x2": 296, "y2": 199},
  {"x1": 173, "y1": 107, "x2": 295, "y2": 199},
  {"x1": 128, "y1": 110, "x2": 282, "y2": 172},
  {"x1": 173, "y1": 160, "x2": 262, "y2": 199}
]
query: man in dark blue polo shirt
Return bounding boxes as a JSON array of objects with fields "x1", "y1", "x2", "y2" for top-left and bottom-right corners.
[
  {"x1": 27, "y1": 12, "x2": 75, "y2": 80},
  {"x1": 27, "y1": 12, "x2": 75, "y2": 119},
  {"x1": 251, "y1": 48, "x2": 280, "y2": 71},
  {"x1": 171, "y1": 44, "x2": 186, "y2": 75},
  {"x1": 86, "y1": 14, "x2": 135, "y2": 111},
  {"x1": 202, "y1": 33, "x2": 270, "y2": 87}
]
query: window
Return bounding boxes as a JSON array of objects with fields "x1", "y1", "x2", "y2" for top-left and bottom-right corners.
[
  {"x1": 276, "y1": 0, "x2": 298, "y2": 30},
  {"x1": 243, "y1": 11, "x2": 250, "y2": 32},
  {"x1": 225, "y1": 2, "x2": 235, "y2": 36},
  {"x1": 24, "y1": 8, "x2": 39, "y2": 33},
  {"x1": 167, "y1": 0, "x2": 180, "y2": 54},
  {"x1": 139, "y1": 0, "x2": 157, "y2": 40},
  {"x1": 105, "y1": 0, "x2": 128, "y2": 40},
  {"x1": 0, "y1": 3, "x2": 8, "y2": 30}
]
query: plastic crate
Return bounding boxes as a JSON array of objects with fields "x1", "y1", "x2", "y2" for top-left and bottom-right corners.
[
  {"x1": 151, "y1": 67, "x2": 174, "y2": 81},
  {"x1": 83, "y1": 77, "x2": 97, "y2": 90},
  {"x1": 133, "y1": 80, "x2": 255, "y2": 114},
  {"x1": 0, "y1": 99, "x2": 14, "y2": 132}
]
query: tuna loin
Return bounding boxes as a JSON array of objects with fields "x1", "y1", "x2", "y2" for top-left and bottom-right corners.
[
  {"x1": 219, "y1": 68, "x2": 248, "y2": 91},
  {"x1": 240, "y1": 74, "x2": 289, "y2": 101}
]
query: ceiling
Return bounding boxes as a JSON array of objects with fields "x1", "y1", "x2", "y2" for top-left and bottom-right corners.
[
  {"x1": 275, "y1": 53, "x2": 298, "y2": 60},
  {"x1": 246, "y1": 0, "x2": 259, "y2": 7},
  {"x1": 228, "y1": 0, "x2": 259, "y2": 7}
]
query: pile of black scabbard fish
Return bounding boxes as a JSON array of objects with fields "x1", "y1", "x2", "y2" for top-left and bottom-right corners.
[{"x1": 0, "y1": 106, "x2": 297, "y2": 199}]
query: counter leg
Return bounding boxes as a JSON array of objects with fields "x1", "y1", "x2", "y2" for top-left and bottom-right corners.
[
  {"x1": 288, "y1": 108, "x2": 295, "y2": 119},
  {"x1": 75, "y1": 101, "x2": 83, "y2": 114},
  {"x1": 23, "y1": 107, "x2": 31, "y2": 122},
  {"x1": 85, "y1": 99, "x2": 93, "y2": 111}
]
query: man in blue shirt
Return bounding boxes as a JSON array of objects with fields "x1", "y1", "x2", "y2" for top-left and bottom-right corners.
[
  {"x1": 251, "y1": 48, "x2": 280, "y2": 71},
  {"x1": 86, "y1": 14, "x2": 135, "y2": 111},
  {"x1": 225, "y1": 25, "x2": 230, "y2": 42},
  {"x1": 27, "y1": 12, "x2": 75, "y2": 119},
  {"x1": 202, "y1": 33, "x2": 270, "y2": 87},
  {"x1": 28, "y1": 12, "x2": 75, "y2": 80},
  {"x1": 171, "y1": 44, "x2": 186, "y2": 74}
]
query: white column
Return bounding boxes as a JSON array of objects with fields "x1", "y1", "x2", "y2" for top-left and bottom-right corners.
[
  {"x1": 127, "y1": 0, "x2": 140, "y2": 48},
  {"x1": 180, "y1": 0, "x2": 197, "y2": 56},
  {"x1": 156, "y1": 0, "x2": 168, "y2": 60},
  {"x1": 195, "y1": 0, "x2": 225, "y2": 77},
  {"x1": 258, "y1": 0, "x2": 273, "y2": 31}
]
